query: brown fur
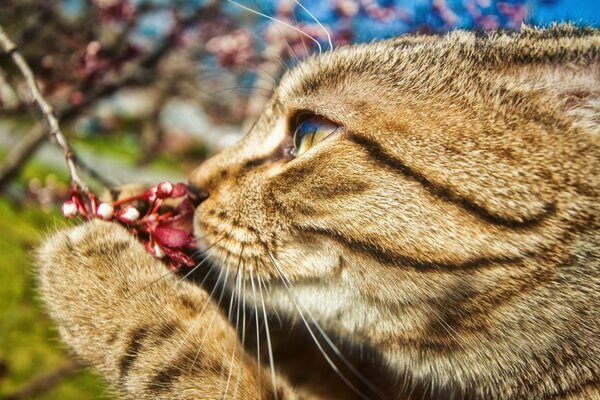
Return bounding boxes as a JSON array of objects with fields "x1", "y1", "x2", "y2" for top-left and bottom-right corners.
[{"x1": 38, "y1": 25, "x2": 600, "y2": 399}]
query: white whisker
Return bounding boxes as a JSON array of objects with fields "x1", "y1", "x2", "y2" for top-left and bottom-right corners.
[
  {"x1": 253, "y1": 0, "x2": 301, "y2": 63},
  {"x1": 222, "y1": 258, "x2": 243, "y2": 400},
  {"x1": 249, "y1": 269, "x2": 262, "y2": 392},
  {"x1": 151, "y1": 252, "x2": 228, "y2": 379},
  {"x1": 260, "y1": 275, "x2": 283, "y2": 328},
  {"x1": 266, "y1": 252, "x2": 388, "y2": 400},
  {"x1": 256, "y1": 272, "x2": 278, "y2": 400},
  {"x1": 293, "y1": 0, "x2": 333, "y2": 51},
  {"x1": 226, "y1": 0, "x2": 323, "y2": 54},
  {"x1": 227, "y1": 257, "x2": 243, "y2": 323},
  {"x1": 222, "y1": 337, "x2": 238, "y2": 400},
  {"x1": 177, "y1": 236, "x2": 225, "y2": 286},
  {"x1": 240, "y1": 265, "x2": 248, "y2": 347},
  {"x1": 290, "y1": 6, "x2": 309, "y2": 57},
  {"x1": 189, "y1": 266, "x2": 231, "y2": 371},
  {"x1": 231, "y1": 266, "x2": 246, "y2": 400},
  {"x1": 124, "y1": 267, "x2": 177, "y2": 301},
  {"x1": 265, "y1": 54, "x2": 290, "y2": 72}
]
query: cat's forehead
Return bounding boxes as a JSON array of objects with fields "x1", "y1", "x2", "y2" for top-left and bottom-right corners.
[
  {"x1": 273, "y1": 32, "x2": 481, "y2": 112},
  {"x1": 275, "y1": 24, "x2": 600, "y2": 106},
  {"x1": 276, "y1": 40, "x2": 408, "y2": 100},
  {"x1": 271, "y1": 36, "x2": 467, "y2": 120}
]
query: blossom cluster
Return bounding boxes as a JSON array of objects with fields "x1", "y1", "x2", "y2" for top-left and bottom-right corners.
[{"x1": 62, "y1": 182, "x2": 196, "y2": 269}]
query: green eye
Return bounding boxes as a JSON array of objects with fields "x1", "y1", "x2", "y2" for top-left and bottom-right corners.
[{"x1": 292, "y1": 117, "x2": 339, "y2": 157}]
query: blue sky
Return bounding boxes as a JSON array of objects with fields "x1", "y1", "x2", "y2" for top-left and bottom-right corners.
[
  {"x1": 529, "y1": 0, "x2": 600, "y2": 26},
  {"x1": 61, "y1": 0, "x2": 600, "y2": 45}
]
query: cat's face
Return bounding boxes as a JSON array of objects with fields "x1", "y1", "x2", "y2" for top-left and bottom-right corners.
[{"x1": 188, "y1": 28, "x2": 599, "y2": 346}]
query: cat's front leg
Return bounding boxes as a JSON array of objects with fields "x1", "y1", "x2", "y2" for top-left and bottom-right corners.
[{"x1": 37, "y1": 220, "x2": 295, "y2": 399}]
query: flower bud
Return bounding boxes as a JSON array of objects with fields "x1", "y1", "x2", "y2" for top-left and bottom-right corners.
[
  {"x1": 61, "y1": 200, "x2": 78, "y2": 218},
  {"x1": 153, "y1": 243, "x2": 165, "y2": 258},
  {"x1": 96, "y1": 202, "x2": 114, "y2": 220},
  {"x1": 171, "y1": 182, "x2": 188, "y2": 198},
  {"x1": 157, "y1": 181, "x2": 174, "y2": 198},
  {"x1": 119, "y1": 205, "x2": 140, "y2": 222},
  {"x1": 144, "y1": 187, "x2": 158, "y2": 203}
]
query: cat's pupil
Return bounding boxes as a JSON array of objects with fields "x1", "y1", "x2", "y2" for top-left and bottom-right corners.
[{"x1": 292, "y1": 117, "x2": 339, "y2": 157}]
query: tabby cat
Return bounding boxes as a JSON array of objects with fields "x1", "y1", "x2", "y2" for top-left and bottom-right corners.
[{"x1": 38, "y1": 25, "x2": 600, "y2": 399}]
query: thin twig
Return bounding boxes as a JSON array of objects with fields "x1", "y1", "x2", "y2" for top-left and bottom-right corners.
[
  {"x1": 0, "y1": 24, "x2": 89, "y2": 193},
  {"x1": 0, "y1": 2, "x2": 221, "y2": 191},
  {"x1": 3, "y1": 357, "x2": 82, "y2": 400},
  {"x1": 0, "y1": 124, "x2": 46, "y2": 187}
]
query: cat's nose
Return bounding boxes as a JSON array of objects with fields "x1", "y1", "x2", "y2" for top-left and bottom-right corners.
[{"x1": 187, "y1": 184, "x2": 209, "y2": 207}]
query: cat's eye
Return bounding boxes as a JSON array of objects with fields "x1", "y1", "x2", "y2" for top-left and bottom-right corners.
[{"x1": 292, "y1": 116, "x2": 340, "y2": 157}]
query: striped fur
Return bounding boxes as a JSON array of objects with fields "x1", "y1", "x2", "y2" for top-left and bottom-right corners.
[{"x1": 39, "y1": 25, "x2": 599, "y2": 399}]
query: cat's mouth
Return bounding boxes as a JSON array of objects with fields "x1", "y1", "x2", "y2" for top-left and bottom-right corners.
[{"x1": 192, "y1": 208, "x2": 278, "y2": 281}]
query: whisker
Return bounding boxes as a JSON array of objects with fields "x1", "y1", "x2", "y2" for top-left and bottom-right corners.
[
  {"x1": 263, "y1": 53, "x2": 289, "y2": 72},
  {"x1": 294, "y1": 0, "x2": 333, "y2": 51},
  {"x1": 240, "y1": 262, "x2": 248, "y2": 347},
  {"x1": 222, "y1": 336, "x2": 238, "y2": 400},
  {"x1": 122, "y1": 235, "x2": 220, "y2": 302},
  {"x1": 189, "y1": 265, "x2": 231, "y2": 371},
  {"x1": 266, "y1": 252, "x2": 388, "y2": 400},
  {"x1": 125, "y1": 239, "x2": 221, "y2": 300},
  {"x1": 249, "y1": 269, "x2": 262, "y2": 393},
  {"x1": 124, "y1": 267, "x2": 177, "y2": 302},
  {"x1": 222, "y1": 257, "x2": 243, "y2": 400},
  {"x1": 226, "y1": 0, "x2": 323, "y2": 54},
  {"x1": 227, "y1": 255, "x2": 243, "y2": 323},
  {"x1": 151, "y1": 254, "x2": 229, "y2": 378},
  {"x1": 242, "y1": 59, "x2": 280, "y2": 84},
  {"x1": 291, "y1": 7, "x2": 309, "y2": 57},
  {"x1": 259, "y1": 275, "x2": 282, "y2": 329},
  {"x1": 256, "y1": 271, "x2": 278, "y2": 400},
  {"x1": 212, "y1": 86, "x2": 276, "y2": 96},
  {"x1": 231, "y1": 266, "x2": 247, "y2": 400},
  {"x1": 176, "y1": 236, "x2": 226, "y2": 285},
  {"x1": 251, "y1": 0, "x2": 300, "y2": 63}
]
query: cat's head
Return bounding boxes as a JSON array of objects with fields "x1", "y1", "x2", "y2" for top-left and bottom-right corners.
[{"x1": 188, "y1": 24, "x2": 599, "y2": 349}]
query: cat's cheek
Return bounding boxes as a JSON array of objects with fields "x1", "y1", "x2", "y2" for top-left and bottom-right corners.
[{"x1": 275, "y1": 236, "x2": 343, "y2": 280}]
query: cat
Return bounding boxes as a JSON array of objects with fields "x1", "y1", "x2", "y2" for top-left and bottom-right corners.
[{"x1": 37, "y1": 24, "x2": 600, "y2": 399}]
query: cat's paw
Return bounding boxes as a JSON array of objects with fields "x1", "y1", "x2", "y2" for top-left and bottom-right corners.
[
  {"x1": 36, "y1": 220, "x2": 296, "y2": 399},
  {"x1": 36, "y1": 220, "x2": 157, "y2": 344},
  {"x1": 37, "y1": 219, "x2": 151, "y2": 292}
]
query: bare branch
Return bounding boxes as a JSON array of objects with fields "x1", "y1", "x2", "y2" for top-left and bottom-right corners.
[
  {"x1": 4, "y1": 358, "x2": 82, "y2": 400},
  {"x1": 0, "y1": 24, "x2": 90, "y2": 193},
  {"x1": 0, "y1": 1, "x2": 222, "y2": 191},
  {"x1": 0, "y1": 124, "x2": 46, "y2": 187}
]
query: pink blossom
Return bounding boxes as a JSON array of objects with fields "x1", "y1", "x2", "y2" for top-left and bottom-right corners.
[
  {"x1": 157, "y1": 181, "x2": 174, "y2": 197},
  {"x1": 62, "y1": 181, "x2": 197, "y2": 269},
  {"x1": 61, "y1": 200, "x2": 78, "y2": 218},
  {"x1": 118, "y1": 205, "x2": 140, "y2": 222},
  {"x1": 96, "y1": 202, "x2": 114, "y2": 219}
]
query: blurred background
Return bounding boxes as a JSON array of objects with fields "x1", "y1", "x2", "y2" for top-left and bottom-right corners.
[{"x1": 0, "y1": 0, "x2": 598, "y2": 398}]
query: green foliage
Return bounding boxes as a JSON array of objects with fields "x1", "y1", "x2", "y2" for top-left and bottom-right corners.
[
  {"x1": 0, "y1": 197, "x2": 106, "y2": 399},
  {"x1": 73, "y1": 134, "x2": 140, "y2": 164}
]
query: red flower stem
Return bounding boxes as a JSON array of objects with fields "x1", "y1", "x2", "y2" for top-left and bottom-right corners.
[
  {"x1": 134, "y1": 211, "x2": 177, "y2": 229},
  {"x1": 149, "y1": 199, "x2": 162, "y2": 216},
  {"x1": 111, "y1": 194, "x2": 146, "y2": 207}
]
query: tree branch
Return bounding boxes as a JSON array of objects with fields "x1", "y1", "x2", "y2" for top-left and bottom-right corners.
[
  {"x1": 0, "y1": 1, "x2": 222, "y2": 191},
  {"x1": 0, "y1": 24, "x2": 90, "y2": 193},
  {"x1": 0, "y1": 124, "x2": 46, "y2": 187},
  {"x1": 3, "y1": 358, "x2": 82, "y2": 400}
]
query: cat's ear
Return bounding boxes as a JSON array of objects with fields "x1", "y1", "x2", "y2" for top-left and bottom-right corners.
[
  {"x1": 500, "y1": 60, "x2": 600, "y2": 131},
  {"x1": 387, "y1": 34, "x2": 442, "y2": 48},
  {"x1": 493, "y1": 25, "x2": 600, "y2": 131}
]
